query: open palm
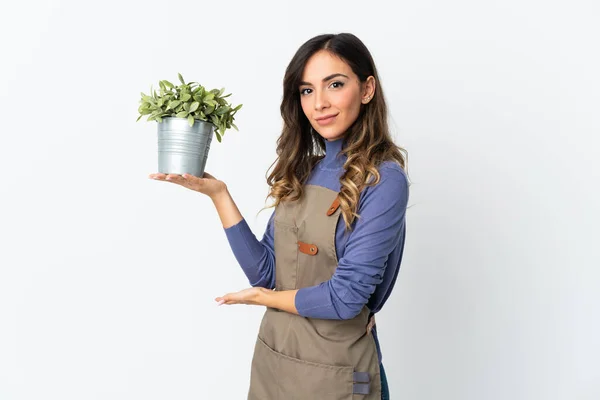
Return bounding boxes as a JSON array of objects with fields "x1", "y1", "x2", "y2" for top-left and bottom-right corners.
[{"x1": 149, "y1": 171, "x2": 226, "y2": 198}]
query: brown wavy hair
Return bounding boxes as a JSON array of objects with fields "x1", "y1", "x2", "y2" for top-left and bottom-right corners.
[{"x1": 263, "y1": 33, "x2": 409, "y2": 231}]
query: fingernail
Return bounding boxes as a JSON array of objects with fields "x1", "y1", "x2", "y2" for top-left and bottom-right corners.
[{"x1": 217, "y1": 299, "x2": 225, "y2": 306}]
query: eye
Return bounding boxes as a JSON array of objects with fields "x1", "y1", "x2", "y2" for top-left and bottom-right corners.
[
  {"x1": 330, "y1": 81, "x2": 344, "y2": 89},
  {"x1": 300, "y1": 88, "x2": 312, "y2": 95}
]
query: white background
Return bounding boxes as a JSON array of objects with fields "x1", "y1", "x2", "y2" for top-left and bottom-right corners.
[{"x1": 1, "y1": 0, "x2": 598, "y2": 399}]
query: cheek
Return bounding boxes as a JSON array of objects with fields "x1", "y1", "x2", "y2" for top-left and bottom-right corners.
[
  {"x1": 333, "y1": 91, "x2": 361, "y2": 120},
  {"x1": 299, "y1": 97, "x2": 311, "y2": 117},
  {"x1": 333, "y1": 90, "x2": 360, "y2": 112}
]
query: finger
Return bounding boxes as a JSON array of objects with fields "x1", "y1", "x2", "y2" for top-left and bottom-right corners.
[
  {"x1": 202, "y1": 172, "x2": 215, "y2": 179},
  {"x1": 149, "y1": 173, "x2": 167, "y2": 180},
  {"x1": 152, "y1": 173, "x2": 182, "y2": 183},
  {"x1": 181, "y1": 173, "x2": 207, "y2": 190},
  {"x1": 216, "y1": 294, "x2": 236, "y2": 305},
  {"x1": 165, "y1": 174, "x2": 193, "y2": 188},
  {"x1": 181, "y1": 173, "x2": 203, "y2": 184}
]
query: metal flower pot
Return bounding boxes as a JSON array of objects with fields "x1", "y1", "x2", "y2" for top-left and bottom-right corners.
[{"x1": 157, "y1": 117, "x2": 214, "y2": 177}]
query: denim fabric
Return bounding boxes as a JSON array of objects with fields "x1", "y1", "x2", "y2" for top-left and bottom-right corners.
[{"x1": 380, "y1": 363, "x2": 390, "y2": 399}]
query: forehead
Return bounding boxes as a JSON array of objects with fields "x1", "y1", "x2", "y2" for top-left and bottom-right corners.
[{"x1": 301, "y1": 50, "x2": 355, "y2": 82}]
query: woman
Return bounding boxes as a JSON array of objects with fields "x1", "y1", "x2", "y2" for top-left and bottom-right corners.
[{"x1": 150, "y1": 32, "x2": 409, "y2": 400}]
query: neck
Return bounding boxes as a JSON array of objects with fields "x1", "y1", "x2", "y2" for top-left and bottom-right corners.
[{"x1": 319, "y1": 137, "x2": 347, "y2": 170}]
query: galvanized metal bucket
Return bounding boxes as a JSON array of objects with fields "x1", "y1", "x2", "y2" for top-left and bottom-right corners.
[{"x1": 157, "y1": 117, "x2": 214, "y2": 177}]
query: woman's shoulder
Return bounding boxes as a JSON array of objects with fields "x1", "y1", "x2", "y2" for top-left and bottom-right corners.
[
  {"x1": 351, "y1": 160, "x2": 409, "y2": 219},
  {"x1": 358, "y1": 160, "x2": 409, "y2": 205},
  {"x1": 379, "y1": 159, "x2": 407, "y2": 174},
  {"x1": 374, "y1": 160, "x2": 409, "y2": 189}
]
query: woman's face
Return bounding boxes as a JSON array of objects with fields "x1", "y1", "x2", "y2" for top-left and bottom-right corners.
[{"x1": 299, "y1": 50, "x2": 375, "y2": 141}]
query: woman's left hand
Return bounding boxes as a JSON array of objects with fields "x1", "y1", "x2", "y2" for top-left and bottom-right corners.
[{"x1": 215, "y1": 287, "x2": 267, "y2": 306}]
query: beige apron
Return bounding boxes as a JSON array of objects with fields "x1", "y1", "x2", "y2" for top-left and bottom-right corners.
[{"x1": 248, "y1": 185, "x2": 381, "y2": 399}]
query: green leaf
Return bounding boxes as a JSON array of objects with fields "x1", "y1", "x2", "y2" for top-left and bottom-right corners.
[
  {"x1": 216, "y1": 106, "x2": 230, "y2": 115},
  {"x1": 181, "y1": 93, "x2": 191, "y2": 102},
  {"x1": 188, "y1": 115, "x2": 195, "y2": 126},
  {"x1": 163, "y1": 80, "x2": 174, "y2": 89},
  {"x1": 176, "y1": 111, "x2": 188, "y2": 118},
  {"x1": 204, "y1": 92, "x2": 215, "y2": 101},
  {"x1": 167, "y1": 100, "x2": 181, "y2": 110},
  {"x1": 231, "y1": 122, "x2": 238, "y2": 131},
  {"x1": 178, "y1": 73, "x2": 185, "y2": 85},
  {"x1": 218, "y1": 87, "x2": 225, "y2": 97},
  {"x1": 215, "y1": 131, "x2": 222, "y2": 142},
  {"x1": 189, "y1": 102, "x2": 199, "y2": 112}
]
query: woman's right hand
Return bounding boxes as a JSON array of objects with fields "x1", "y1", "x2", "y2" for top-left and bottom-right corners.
[{"x1": 149, "y1": 171, "x2": 227, "y2": 200}]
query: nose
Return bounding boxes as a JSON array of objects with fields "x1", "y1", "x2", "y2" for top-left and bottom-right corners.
[{"x1": 314, "y1": 89, "x2": 329, "y2": 111}]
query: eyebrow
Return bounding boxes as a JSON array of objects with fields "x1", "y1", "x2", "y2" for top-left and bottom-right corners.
[{"x1": 299, "y1": 73, "x2": 349, "y2": 86}]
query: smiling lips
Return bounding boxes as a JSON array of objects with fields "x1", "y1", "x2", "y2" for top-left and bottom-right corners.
[{"x1": 315, "y1": 113, "x2": 338, "y2": 126}]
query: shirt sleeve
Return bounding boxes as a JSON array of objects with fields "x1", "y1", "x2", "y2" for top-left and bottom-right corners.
[
  {"x1": 294, "y1": 164, "x2": 409, "y2": 320},
  {"x1": 223, "y1": 211, "x2": 276, "y2": 288}
]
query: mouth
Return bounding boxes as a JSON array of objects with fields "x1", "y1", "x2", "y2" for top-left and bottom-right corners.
[{"x1": 315, "y1": 113, "x2": 338, "y2": 126}]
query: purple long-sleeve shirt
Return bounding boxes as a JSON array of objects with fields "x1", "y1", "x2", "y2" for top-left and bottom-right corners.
[{"x1": 223, "y1": 137, "x2": 409, "y2": 363}]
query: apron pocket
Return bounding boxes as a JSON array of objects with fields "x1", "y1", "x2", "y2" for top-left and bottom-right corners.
[{"x1": 250, "y1": 336, "x2": 354, "y2": 400}]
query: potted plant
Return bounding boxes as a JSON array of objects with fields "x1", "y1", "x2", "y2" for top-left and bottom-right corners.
[{"x1": 137, "y1": 73, "x2": 242, "y2": 177}]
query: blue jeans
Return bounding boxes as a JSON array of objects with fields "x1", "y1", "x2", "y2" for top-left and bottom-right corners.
[{"x1": 380, "y1": 363, "x2": 390, "y2": 399}]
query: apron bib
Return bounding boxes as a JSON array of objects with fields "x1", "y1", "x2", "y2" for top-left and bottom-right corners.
[{"x1": 248, "y1": 184, "x2": 381, "y2": 399}]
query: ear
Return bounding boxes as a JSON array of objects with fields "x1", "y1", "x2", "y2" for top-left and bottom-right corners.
[{"x1": 361, "y1": 76, "x2": 376, "y2": 104}]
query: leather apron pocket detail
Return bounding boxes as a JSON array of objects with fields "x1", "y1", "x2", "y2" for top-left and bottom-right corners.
[
  {"x1": 326, "y1": 196, "x2": 341, "y2": 216},
  {"x1": 250, "y1": 337, "x2": 354, "y2": 400},
  {"x1": 298, "y1": 241, "x2": 318, "y2": 255}
]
